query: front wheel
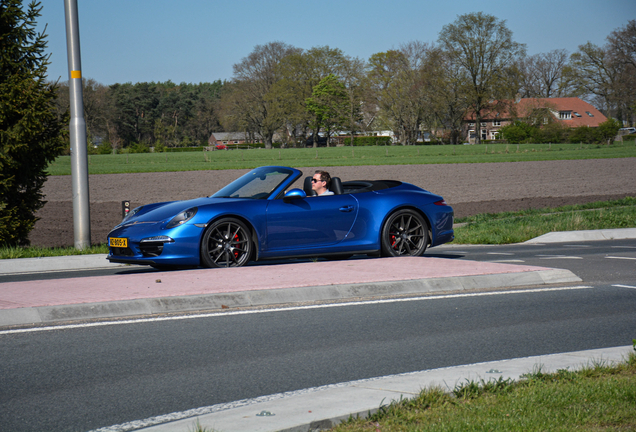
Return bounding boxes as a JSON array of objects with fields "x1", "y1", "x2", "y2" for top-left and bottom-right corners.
[
  {"x1": 200, "y1": 218, "x2": 253, "y2": 268},
  {"x1": 381, "y1": 209, "x2": 429, "y2": 257}
]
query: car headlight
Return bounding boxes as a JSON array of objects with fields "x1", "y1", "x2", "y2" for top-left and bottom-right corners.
[{"x1": 166, "y1": 207, "x2": 198, "y2": 229}]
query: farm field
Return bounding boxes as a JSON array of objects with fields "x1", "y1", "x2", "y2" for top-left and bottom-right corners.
[{"x1": 46, "y1": 141, "x2": 636, "y2": 175}]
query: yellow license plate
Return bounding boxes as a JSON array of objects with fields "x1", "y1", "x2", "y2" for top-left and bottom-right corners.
[{"x1": 109, "y1": 237, "x2": 128, "y2": 248}]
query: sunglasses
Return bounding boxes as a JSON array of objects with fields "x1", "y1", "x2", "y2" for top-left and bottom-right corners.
[{"x1": 311, "y1": 178, "x2": 323, "y2": 183}]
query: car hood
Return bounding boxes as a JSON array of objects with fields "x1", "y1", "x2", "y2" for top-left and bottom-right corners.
[{"x1": 127, "y1": 197, "x2": 246, "y2": 223}]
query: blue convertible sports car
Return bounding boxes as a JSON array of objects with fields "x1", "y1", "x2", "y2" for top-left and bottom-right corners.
[{"x1": 107, "y1": 166, "x2": 454, "y2": 268}]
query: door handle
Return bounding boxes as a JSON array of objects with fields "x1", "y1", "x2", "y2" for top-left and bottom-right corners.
[{"x1": 339, "y1": 205, "x2": 354, "y2": 212}]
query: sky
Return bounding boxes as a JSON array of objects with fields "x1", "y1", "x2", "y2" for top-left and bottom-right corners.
[{"x1": 36, "y1": 0, "x2": 636, "y2": 86}]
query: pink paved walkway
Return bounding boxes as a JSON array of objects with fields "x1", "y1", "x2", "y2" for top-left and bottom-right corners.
[{"x1": 0, "y1": 257, "x2": 554, "y2": 310}]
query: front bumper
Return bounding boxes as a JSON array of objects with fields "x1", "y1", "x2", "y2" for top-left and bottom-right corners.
[{"x1": 107, "y1": 222, "x2": 204, "y2": 266}]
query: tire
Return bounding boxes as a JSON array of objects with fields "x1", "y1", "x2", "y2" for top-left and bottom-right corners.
[
  {"x1": 200, "y1": 217, "x2": 253, "y2": 268},
  {"x1": 381, "y1": 209, "x2": 429, "y2": 257}
]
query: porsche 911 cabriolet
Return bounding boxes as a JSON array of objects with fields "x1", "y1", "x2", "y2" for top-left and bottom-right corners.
[{"x1": 107, "y1": 166, "x2": 454, "y2": 268}]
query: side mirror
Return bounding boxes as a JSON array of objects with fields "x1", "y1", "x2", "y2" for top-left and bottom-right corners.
[{"x1": 283, "y1": 188, "x2": 307, "y2": 202}]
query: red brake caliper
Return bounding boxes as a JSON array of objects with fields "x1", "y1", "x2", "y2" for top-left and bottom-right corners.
[{"x1": 233, "y1": 233, "x2": 240, "y2": 258}]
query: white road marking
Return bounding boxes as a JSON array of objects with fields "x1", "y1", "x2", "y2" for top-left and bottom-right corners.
[
  {"x1": 0, "y1": 286, "x2": 594, "y2": 336},
  {"x1": 605, "y1": 256, "x2": 636, "y2": 260},
  {"x1": 612, "y1": 284, "x2": 636, "y2": 289},
  {"x1": 611, "y1": 246, "x2": 636, "y2": 249},
  {"x1": 487, "y1": 252, "x2": 515, "y2": 256},
  {"x1": 489, "y1": 260, "x2": 526, "y2": 263},
  {"x1": 536, "y1": 255, "x2": 583, "y2": 260},
  {"x1": 563, "y1": 245, "x2": 591, "y2": 248}
]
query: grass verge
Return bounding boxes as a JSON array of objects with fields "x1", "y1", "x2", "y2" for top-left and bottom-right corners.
[
  {"x1": 453, "y1": 196, "x2": 636, "y2": 244},
  {"x1": 0, "y1": 244, "x2": 108, "y2": 260},
  {"x1": 47, "y1": 142, "x2": 636, "y2": 175},
  {"x1": 332, "y1": 348, "x2": 636, "y2": 432}
]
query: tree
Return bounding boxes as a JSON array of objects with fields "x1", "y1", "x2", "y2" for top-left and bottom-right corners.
[
  {"x1": 426, "y1": 47, "x2": 470, "y2": 144},
  {"x1": 368, "y1": 42, "x2": 435, "y2": 145},
  {"x1": 306, "y1": 74, "x2": 348, "y2": 145},
  {"x1": 517, "y1": 49, "x2": 580, "y2": 98},
  {"x1": 274, "y1": 46, "x2": 347, "y2": 147},
  {"x1": 570, "y1": 43, "x2": 624, "y2": 119},
  {"x1": 340, "y1": 56, "x2": 366, "y2": 146},
  {"x1": 607, "y1": 20, "x2": 636, "y2": 125},
  {"x1": 55, "y1": 78, "x2": 111, "y2": 149},
  {"x1": 438, "y1": 12, "x2": 526, "y2": 144},
  {"x1": 608, "y1": 20, "x2": 636, "y2": 69},
  {"x1": 0, "y1": 0, "x2": 67, "y2": 246},
  {"x1": 221, "y1": 42, "x2": 300, "y2": 149}
]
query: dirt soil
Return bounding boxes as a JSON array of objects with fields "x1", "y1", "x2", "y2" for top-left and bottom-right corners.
[{"x1": 30, "y1": 158, "x2": 636, "y2": 248}]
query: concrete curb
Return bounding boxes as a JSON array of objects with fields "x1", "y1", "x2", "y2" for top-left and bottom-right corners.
[
  {"x1": 0, "y1": 254, "x2": 126, "y2": 275},
  {"x1": 524, "y1": 228, "x2": 636, "y2": 244},
  {"x1": 123, "y1": 345, "x2": 633, "y2": 432},
  {"x1": 0, "y1": 268, "x2": 581, "y2": 327}
]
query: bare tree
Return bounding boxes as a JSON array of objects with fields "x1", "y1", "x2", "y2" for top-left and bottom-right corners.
[
  {"x1": 607, "y1": 20, "x2": 636, "y2": 124},
  {"x1": 438, "y1": 12, "x2": 526, "y2": 144},
  {"x1": 428, "y1": 48, "x2": 471, "y2": 144},
  {"x1": 608, "y1": 20, "x2": 636, "y2": 69},
  {"x1": 518, "y1": 49, "x2": 580, "y2": 98},
  {"x1": 570, "y1": 42, "x2": 630, "y2": 121},
  {"x1": 340, "y1": 56, "x2": 366, "y2": 146},
  {"x1": 221, "y1": 42, "x2": 300, "y2": 149},
  {"x1": 367, "y1": 41, "x2": 434, "y2": 145}
]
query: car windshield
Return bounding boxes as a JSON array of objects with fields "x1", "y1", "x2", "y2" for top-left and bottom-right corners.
[{"x1": 211, "y1": 167, "x2": 294, "y2": 199}]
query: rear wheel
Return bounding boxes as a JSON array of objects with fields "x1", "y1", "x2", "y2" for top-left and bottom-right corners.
[
  {"x1": 200, "y1": 217, "x2": 253, "y2": 268},
  {"x1": 381, "y1": 209, "x2": 428, "y2": 257}
]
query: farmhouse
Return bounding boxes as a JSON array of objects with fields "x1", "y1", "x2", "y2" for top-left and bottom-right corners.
[{"x1": 463, "y1": 97, "x2": 607, "y2": 144}]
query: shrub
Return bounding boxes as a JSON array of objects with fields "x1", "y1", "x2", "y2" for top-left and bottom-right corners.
[
  {"x1": 569, "y1": 126, "x2": 598, "y2": 144},
  {"x1": 154, "y1": 142, "x2": 167, "y2": 153},
  {"x1": 500, "y1": 121, "x2": 535, "y2": 144},
  {"x1": 532, "y1": 122, "x2": 569, "y2": 143},
  {"x1": 165, "y1": 146, "x2": 206, "y2": 152},
  {"x1": 128, "y1": 142, "x2": 150, "y2": 153},
  {"x1": 596, "y1": 118, "x2": 622, "y2": 143},
  {"x1": 96, "y1": 140, "x2": 113, "y2": 155}
]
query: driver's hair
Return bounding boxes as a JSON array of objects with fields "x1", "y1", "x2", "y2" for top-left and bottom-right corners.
[{"x1": 315, "y1": 170, "x2": 331, "y2": 189}]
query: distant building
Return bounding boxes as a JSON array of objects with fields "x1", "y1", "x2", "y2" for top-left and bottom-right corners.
[
  {"x1": 463, "y1": 98, "x2": 608, "y2": 144},
  {"x1": 208, "y1": 132, "x2": 258, "y2": 147}
]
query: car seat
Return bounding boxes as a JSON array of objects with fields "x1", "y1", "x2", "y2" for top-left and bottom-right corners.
[
  {"x1": 304, "y1": 176, "x2": 317, "y2": 196},
  {"x1": 331, "y1": 177, "x2": 344, "y2": 195}
]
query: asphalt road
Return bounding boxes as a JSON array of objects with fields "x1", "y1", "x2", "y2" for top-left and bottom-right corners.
[
  {"x1": 1, "y1": 239, "x2": 635, "y2": 432},
  {"x1": 430, "y1": 238, "x2": 636, "y2": 284}
]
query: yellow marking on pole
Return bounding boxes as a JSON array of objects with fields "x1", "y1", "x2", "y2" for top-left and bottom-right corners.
[{"x1": 71, "y1": 70, "x2": 82, "y2": 79}]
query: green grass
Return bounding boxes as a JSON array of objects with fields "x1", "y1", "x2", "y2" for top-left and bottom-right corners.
[
  {"x1": 0, "y1": 244, "x2": 108, "y2": 260},
  {"x1": 332, "y1": 350, "x2": 636, "y2": 432},
  {"x1": 47, "y1": 141, "x2": 636, "y2": 175},
  {"x1": 453, "y1": 196, "x2": 636, "y2": 244}
]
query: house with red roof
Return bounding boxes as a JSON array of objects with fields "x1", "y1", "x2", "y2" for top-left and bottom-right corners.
[{"x1": 463, "y1": 98, "x2": 607, "y2": 144}]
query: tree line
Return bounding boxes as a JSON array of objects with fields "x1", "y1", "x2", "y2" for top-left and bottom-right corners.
[
  {"x1": 54, "y1": 79, "x2": 225, "y2": 152},
  {"x1": 57, "y1": 13, "x2": 635, "y2": 150}
]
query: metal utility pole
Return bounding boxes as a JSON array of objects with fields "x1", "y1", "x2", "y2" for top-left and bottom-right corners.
[{"x1": 64, "y1": 0, "x2": 91, "y2": 249}]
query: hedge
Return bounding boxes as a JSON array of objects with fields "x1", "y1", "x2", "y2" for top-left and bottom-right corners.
[{"x1": 343, "y1": 136, "x2": 393, "y2": 146}]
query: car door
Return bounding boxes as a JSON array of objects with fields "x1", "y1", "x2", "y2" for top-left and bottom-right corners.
[{"x1": 264, "y1": 194, "x2": 358, "y2": 252}]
